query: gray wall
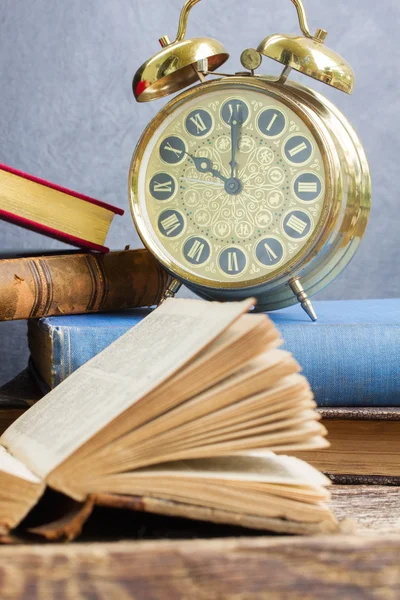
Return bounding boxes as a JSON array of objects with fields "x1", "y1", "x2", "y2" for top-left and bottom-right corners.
[{"x1": 0, "y1": 0, "x2": 399, "y2": 385}]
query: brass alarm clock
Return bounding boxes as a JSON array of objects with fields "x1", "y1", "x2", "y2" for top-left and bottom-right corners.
[{"x1": 129, "y1": 0, "x2": 371, "y2": 320}]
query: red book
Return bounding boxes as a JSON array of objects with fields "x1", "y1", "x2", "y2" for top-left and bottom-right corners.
[{"x1": 0, "y1": 163, "x2": 124, "y2": 253}]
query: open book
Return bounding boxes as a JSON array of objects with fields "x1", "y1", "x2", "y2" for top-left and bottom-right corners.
[{"x1": 0, "y1": 298, "x2": 338, "y2": 539}]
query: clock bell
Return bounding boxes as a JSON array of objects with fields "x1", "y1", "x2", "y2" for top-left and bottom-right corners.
[{"x1": 133, "y1": 0, "x2": 354, "y2": 101}]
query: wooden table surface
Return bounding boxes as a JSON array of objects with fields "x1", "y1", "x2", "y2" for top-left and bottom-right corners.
[
  {"x1": 0, "y1": 375, "x2": 399, "y2": 597},
  {"x1": 0, "y1": 485, "x2": 398, "y2": 599}
]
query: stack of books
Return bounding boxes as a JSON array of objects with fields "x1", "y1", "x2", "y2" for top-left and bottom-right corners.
[
  {"x1": 0, "y1": 163, "x2": 168, "y2": 424},
  {"x1": 0, "y1": 163, "x2": 168, "y2": 319},
  {"x1": 0, "y1": 163, "x2": 397, "y2": 538},
  {"x1": 0, "y1": 298, "x2": 339, "y2": 539}
]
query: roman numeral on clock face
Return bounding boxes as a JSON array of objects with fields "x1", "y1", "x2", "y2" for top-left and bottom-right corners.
[
  {"x1": 255, "y1": 237, "x2": 284, "y2": 267},
  {"x1": 227, "y1": 104, "x2": 241, "y2": 123},
  {"x1": 159, "y1": 136, "x2": 186, "y2": 164},
  {"x1": 219, "y1": 247, "x2": 246, "y2": 276},
  {"x1": 293, "y1": 173, "x2": 322, "y2": 202},
  {"x1": 185, "y1": 109, "x2": 213, "y2": 137},
  {"x1": 257, "y1": 108, "x2": 286, "y2": 138},
  {"x1": 264, "y1": 242, "x2": 278, "y2": 261},
  {"x1": 283, "y1": 211, "x2": 312, "y2": 239},
  {"x1": 286, "y1": 214, "x2": 307, "y2": 234},
  {"x1": 289, "y1": 142, "x2": 307, "y2": 157},
  {"x1": 158, "y1": 210, "x2": 185, "y2": 238},
  {"x1": 187, "y1": 239, "x2": 205, "y2": 261},
  {"x1": 164, "y1": 143, "x2": 183, "y2": 158},
  {"x1": 161, "y1": 214, "x2": 181, "y2": 234},
  {"x1": 183, "y1": 236, "x2": 211, "y2": 265},
  {"x1": 284, "y1": 135, "x2": 313, "y2": 165},
  {"x1": 150, "y1": 173, "x2": 176, "y2": 201},
  {"x1": 228, "y1": 251, "x2": 239, "y2": 272},
  {"x1": 266, "y1": 113, "x2": 278, "y2": 132},
  {"x1": 153, "y1": 180, "x2": 172, "y2": 192},
  {"x1": 221, "y1": 99, "x2": 249, "y2": 126},
  {"x1": 298, "y1": 182, "x2": 318, "y2": 193},
  {"x1": 189, "y1": 113, "x2": 207, "y2": 133}
]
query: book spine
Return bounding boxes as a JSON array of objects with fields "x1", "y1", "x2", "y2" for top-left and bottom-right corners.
[
  {"x1": 0, "y1": 249, "x2": 168, "y2": 321},
  {"x1": 29, "y1": 315, "x2": 149, "y2": 388}
]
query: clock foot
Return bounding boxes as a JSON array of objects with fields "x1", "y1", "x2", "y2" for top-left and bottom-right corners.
[
  {"x1": 160, "y1": 278, "x2": 182, "y2": 304},
  {"x1": 289, "y1": 277, "x2": 317, "y2": 322}
]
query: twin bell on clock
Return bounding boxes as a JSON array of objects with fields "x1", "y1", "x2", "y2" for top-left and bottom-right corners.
[{"x1": 129, "y1": 0, "x2": 371, "y2": 320}]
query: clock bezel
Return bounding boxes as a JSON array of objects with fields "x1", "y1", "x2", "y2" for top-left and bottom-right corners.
[{"x1": 129, "y1": 76, "x2": 338, "y2": 291}]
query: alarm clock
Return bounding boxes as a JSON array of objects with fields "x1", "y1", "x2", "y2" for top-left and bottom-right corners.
[{"x1": 129, "y1": 0, "x2": 371, "y2": 320}]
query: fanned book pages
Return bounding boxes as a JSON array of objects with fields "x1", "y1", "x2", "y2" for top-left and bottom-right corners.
[{"x1": 0, "y1": 298, "x2": 338, "y2": 540}]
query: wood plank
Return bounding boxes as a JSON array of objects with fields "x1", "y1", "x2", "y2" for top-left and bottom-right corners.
[
  {"x1": 331, "y1": 486, "x2": 400, "y2": 534},
  {"x1": 20, "y1": 486, "x2": 400, "y2": 542},
  {"x1": 0, "y1": 486, "x2": 398, "y2": 598},
  {"x1": 0, "y1": 535, "x2": 399, "y2": 599}
]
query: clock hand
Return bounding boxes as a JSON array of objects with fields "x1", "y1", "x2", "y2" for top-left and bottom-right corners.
[
  {"x1": 229, "y1": 108, "x2": 243, "y2": 178},
  {"x1": 180, "y1": 177, "x2": 224, "y2": 187},
  {"x1": 186, "y1": 153, "x2": 229, "y2": 184}
]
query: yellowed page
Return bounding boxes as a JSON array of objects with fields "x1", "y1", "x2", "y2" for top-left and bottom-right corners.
[
  {"x1": 1, "y1": 298, "x2": 254, "y2": 479},
  {"x1": 0, "y1": 168, "x2": 113, "y2": 245},
  {"x1": 128, "y1": 453, "x2": 331, "y2": 487},
  {"x1": 0, "y1": 446, "x2": 40, "y2": 484}
]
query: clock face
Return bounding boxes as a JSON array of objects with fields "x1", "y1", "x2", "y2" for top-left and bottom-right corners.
[{"x1": 132, "y1": 82, "x2": 328, "y2": 288}]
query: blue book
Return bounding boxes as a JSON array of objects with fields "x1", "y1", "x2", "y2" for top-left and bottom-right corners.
[{"x1": 28, "y1": 299, "x2": 400, "y2": 407}]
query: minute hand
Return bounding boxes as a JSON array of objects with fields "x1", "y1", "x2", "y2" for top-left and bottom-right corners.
[
  {"x1": 186, "y1": 153, "x2": 228, "y2": 184},
  {"x1": 229, "y1": 118, "x2": 241, "y2": 178}
]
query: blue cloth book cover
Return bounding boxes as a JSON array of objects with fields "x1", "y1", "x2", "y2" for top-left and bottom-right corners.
[{"x1": 28, "y1": 299, "x2": 400, "y2": 407}]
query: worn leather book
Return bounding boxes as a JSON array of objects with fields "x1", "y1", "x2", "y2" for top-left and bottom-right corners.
[
  {"x1": 294, "y1": 407, "x2": 400, "y2": 484},
  {"x1": 0, "y1": 249, "x2": 168, "y2": 321},
  {"x1": 0, "y1": 298, "x2": 338, "y2": 541},
  {"x1": 0, "y1": 163, "x2": 123, "y2": 252}
]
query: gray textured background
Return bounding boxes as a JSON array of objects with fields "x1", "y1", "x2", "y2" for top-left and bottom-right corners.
[{"x1": 0, "y1": 0, "x2": 399, "y2": 385}]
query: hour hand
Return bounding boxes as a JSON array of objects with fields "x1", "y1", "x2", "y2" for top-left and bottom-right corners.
[{"x1": 186, "y1": 153, "x2": 228, "y2": 184}]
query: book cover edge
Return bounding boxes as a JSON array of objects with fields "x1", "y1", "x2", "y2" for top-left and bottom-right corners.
[
  {"x1": 0, "y1": 163, "x2": 124, "y2": 215},
  {"x1": 0, "y1": 209, "x2": 110, "y2": 253}
]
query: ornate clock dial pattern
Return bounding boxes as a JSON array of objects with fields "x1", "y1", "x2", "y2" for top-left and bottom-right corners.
[{"x1": 139, "y1": 86, "x2": 326, "y2": 286}]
